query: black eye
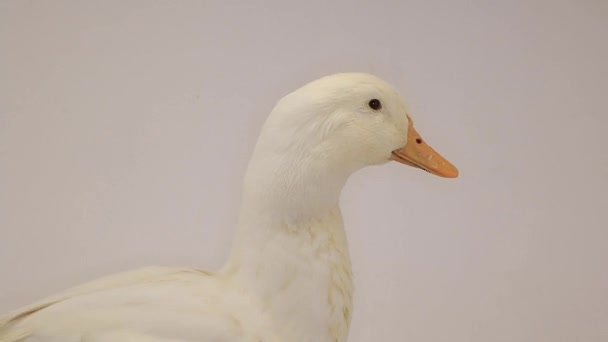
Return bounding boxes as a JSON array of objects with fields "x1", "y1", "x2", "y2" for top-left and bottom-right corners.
[{"x1": 368, "y1": 99, "x2": 382, "y2": 110}]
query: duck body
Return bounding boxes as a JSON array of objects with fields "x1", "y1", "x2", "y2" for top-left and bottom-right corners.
[
  {"x1": 0, "y1": 73, "x2": 457, "y2": 341},
  {"x1": 1, "y1": 210, "x2": 351, "y2": 342}
]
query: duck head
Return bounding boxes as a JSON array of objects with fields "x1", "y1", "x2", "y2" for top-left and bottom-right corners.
[{"x1": 251, "y1": 73, "x2": 458, "y2": 179}]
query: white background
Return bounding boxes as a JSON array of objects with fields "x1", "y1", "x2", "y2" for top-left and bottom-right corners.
[{"x1": 1, "y1": 1, "x2": 607, "y2": 341}]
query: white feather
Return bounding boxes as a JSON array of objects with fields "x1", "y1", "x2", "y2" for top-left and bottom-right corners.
[{"x1": 1, "y1": 73, "x2": 418, "y2": 342}]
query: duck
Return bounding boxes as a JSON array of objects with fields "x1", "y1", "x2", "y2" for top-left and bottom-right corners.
[{"x1": 0, "y1": 72, "x2": 458, "y2": 342}]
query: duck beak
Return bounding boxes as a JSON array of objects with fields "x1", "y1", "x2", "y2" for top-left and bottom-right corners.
[{"x1": 390, "y1": 118, "x2": 459, "y2": 178}]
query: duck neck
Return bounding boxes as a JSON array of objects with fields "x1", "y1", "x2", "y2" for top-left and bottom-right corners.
[{"x1": 222, "y1": 153, "x2": 355, "y2": 342}]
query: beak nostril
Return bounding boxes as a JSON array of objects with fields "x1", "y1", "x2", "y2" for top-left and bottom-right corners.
[{"x1": 415, "y1": 138, "x2": 423, "y2": 144}]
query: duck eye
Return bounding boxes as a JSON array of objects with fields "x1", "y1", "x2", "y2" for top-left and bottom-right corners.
[{"x1": 368, "y1": 99, "x2": 382, "y2": 110}]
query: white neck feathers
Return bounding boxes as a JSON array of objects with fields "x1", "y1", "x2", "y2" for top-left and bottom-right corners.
[{"x1": 222, "y1": 146, "x2": 355, "y2": 342}]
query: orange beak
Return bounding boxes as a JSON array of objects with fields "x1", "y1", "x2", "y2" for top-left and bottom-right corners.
[{"x1": 390, "y1": 116, "x2": 459, "y2": 178}]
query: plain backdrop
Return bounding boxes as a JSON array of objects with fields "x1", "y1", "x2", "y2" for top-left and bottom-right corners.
[{"x1": 1, "y1": 1, "x2": 607, "y2": 341}]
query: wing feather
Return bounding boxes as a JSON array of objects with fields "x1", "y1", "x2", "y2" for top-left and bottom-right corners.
[{"x1": 0, "y1": 267, "x2": 212, "y2": 342}]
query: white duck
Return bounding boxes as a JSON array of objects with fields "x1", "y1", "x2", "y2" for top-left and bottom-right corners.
[{"x1": 0, "y1": 73, "x2": 458, "y2": 342}]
